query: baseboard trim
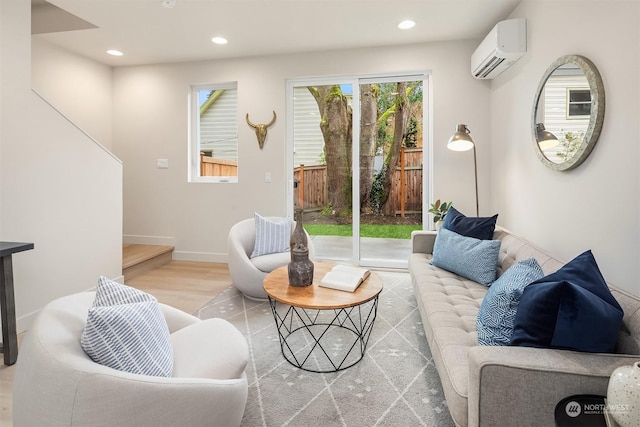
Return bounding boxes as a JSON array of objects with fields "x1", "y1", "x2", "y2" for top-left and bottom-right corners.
[
  {"x1": 16, "y1": 310, "x2": 40, "y2": 335},
  {"x1": 173, "y1": 251, "x2": 228, "y2": 263},
  {"x1": 123, "y1": 234, "x2": 176, "y2": 246}
]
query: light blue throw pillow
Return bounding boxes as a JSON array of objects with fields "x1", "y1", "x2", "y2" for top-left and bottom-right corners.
[
  {"x1": 431, "y1": 227, "x2": 501, "y2": 285},
  {"x1": 477, "y1": 258, "x2": 544, "y2": 346},
  {"x1": 94, "y1": 275, "x2": 156, "y2": 306},
  {"x1": 80, "y1": 277, "x2": 173, "y2": 377},
  {"x1": 81, "y1": 300, "x2": 173, "y2": 377},
  {"x1": 251, "y1": 213, "x2": 291, "y2": 258}
]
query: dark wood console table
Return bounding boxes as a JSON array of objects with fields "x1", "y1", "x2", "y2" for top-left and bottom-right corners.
[{"x1": 1, "y1": 241, "x2": 34, "y2": 365}]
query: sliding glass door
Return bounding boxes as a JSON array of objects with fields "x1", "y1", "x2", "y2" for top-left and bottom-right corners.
[
  {"x1": 357, "y1": 77, "x2": 425, "y2": 268},
  {"x1": 287, "y1": 74, "x2": 428, "y2": 269}
]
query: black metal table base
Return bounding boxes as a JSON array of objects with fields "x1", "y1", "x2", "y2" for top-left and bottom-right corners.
[{"x1": 267, "y1": 296, "x2": 379, "y2": 373}]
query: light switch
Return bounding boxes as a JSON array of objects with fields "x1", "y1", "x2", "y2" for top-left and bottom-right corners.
[{"x1": 156, "y1": 159, "x2": 169, "y2": 169}]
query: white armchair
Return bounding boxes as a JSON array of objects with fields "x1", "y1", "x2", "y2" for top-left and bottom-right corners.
[
  {"x1": 13, "y1": 292, "x2": 249, "y2": 427},
  {"x1": 227, "y1": 217, "x2": 314, "y2": 300}
]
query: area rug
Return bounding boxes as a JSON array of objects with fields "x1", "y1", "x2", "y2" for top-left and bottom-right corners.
[{"x1": 196, "y1": 271, "x2": 455, "y2": 427}]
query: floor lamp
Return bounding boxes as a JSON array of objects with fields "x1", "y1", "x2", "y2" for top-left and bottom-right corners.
[
  {"x1": 535, "y1": 123, "x2": 559, "y2": 150},
  {"x1": 447, "y1": 124, "x2": 479, "y2": 216}
]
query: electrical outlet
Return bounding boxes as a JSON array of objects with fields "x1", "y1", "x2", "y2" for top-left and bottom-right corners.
[
  {"x1": 156, "y1": 159, "x2": 169, "y2": 169},
  {"x1": 265, "y1": 172, "x2": 272, "y2": 183}
]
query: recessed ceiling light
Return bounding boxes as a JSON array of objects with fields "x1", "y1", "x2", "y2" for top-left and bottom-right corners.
[
  {"x1": 162, "y1": 0, "x2": 176, "y2": 8},
  {"x1": 211, "y1": 37, "x2": 228, "y2": 45},
  {"x1": 398, "y1": 20, "x2": 416, "y2": 30},
  {"x1": 106, "y1": 50, "x2": 123, "y2": 56}
]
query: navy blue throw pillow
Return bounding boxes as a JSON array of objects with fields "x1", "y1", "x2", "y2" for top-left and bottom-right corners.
[
  {"x1": 510, "y1": 250, "x2": 623, "y2": 353},
  {"x1": 442, "y1": 206, "x2": 498, "y2": 240}
]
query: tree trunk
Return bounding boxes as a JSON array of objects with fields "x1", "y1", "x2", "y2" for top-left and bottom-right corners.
[
  {"x1": 309, "y1": 85, "x2": 352, "y2": 214},
  {"x1": 380, "y1": 82, "x2": 407, "y2": 216},
  {"x1": 359, "y1": 84, "x2": 377, "y2": 211}
]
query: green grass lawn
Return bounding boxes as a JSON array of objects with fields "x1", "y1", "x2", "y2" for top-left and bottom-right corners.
[{"x1": 304, "y1": 224, "x2": 422, "y2": 239}]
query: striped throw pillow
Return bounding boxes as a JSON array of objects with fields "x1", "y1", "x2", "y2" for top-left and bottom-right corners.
[
  {"x1": 250, "y1": 213, "x2": 291, "y2": 258},
  {"x1": 94, "y1": 275, "x2": 155, "y2": 306},
  {"x1": 80, "y1": 277, "x2": 173, "y2": 377},
  {"x1": 81, "y1": 300, "x2": 173, "y2": 377}
]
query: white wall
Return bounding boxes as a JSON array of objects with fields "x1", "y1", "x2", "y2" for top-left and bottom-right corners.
[
  {"x1": 491, "y1": 0, "x2": 640, "y2": 294},
  {"x1": 20, "y1": 0, "x2": 640, "y2": 299},
  {"x1": 31, "y1": 37, "x2": 113, "y2": 149},
  {"x1": 112, "y1": 41, "x2": 492, "y2": 262},
  {"x1": 0, "y1": 0, "x2": 123, "y2": 332}
]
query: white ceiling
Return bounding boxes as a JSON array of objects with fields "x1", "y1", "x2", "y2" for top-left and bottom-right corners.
[{"x1": 32, "y1": 0, "x2": 522, "y2": 67}]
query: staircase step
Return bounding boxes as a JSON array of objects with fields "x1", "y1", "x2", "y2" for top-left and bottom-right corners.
[{"x1": 123, "y1": 244, "x2": 174, "y2": 281}]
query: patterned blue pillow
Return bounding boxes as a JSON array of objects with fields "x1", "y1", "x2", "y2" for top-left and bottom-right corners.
[
  {"x1": 81, "y1": 300, "x2": 173, "y2": 377},
  {"x1": 94, "y1": 276, "x2": 156, "y2": 306},
  {"x1": 431, "y1": 227, "x2": 501, "y2": 285},
  {"x1": 477, "y1": 258, "x2": 544, "y2": 346},
  {"x1": 251, "y1": 213, "x2": 291, "y2": 258},
  {"x1": 81, "y1": 277, "x2": 173, "y2": 377}
]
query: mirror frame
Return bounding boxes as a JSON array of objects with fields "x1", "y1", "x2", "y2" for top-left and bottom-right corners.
[{"x1": 531, "y1": 55, "x2": 605, "y2": 171}]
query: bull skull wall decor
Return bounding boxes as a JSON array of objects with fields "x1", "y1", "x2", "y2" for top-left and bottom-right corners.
[{"x1": 246, "y1": 111, "x2": 276, "y2": 149}]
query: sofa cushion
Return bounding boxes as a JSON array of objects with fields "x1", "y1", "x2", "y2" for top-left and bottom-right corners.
[
  {"x1": 251, "y1": 250, "x2": 290, "y2": 273},
  {"x1": 250, "y1": 213, "x2": 291, "y2": 258},
  {"x1": 81, "y1": 299, "x2": 174, "y2": 377},
  {"x1": 477, "y1": 258, "x2": 544, "y2": 346},
  {"x1": 409, "y1": 252, "x2": 486, "y2": 427},
  {"x1": 442, "y1": 206, "x2": 498, "y2": 240},
  {"x1": 431, "y1": 228, "x2": 501, "y2": 286},
  {"x1": 171, "y1": 318, "x2": 249, "y2": 380},
  {"x1": 510, "y1": 250, "x2": 624, "y2": 353}
]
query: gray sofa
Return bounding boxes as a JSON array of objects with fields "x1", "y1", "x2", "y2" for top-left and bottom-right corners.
[{"x1": 408, "y1": 227, "x2": 640, "y2": 427}]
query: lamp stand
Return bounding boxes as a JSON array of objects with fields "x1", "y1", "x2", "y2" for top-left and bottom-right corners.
[{"x1": 472, "y1": 144, "x2": 479, "y2": 216}]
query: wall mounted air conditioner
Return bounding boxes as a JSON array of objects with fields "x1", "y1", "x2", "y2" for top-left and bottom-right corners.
[{"x1": 471, "y1": 18, "x2": 526, "y2": 79}]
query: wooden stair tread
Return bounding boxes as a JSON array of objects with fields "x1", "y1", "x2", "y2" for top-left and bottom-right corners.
[{"x1": 123, "y1": 244, "x2": 174, "y2": 270}]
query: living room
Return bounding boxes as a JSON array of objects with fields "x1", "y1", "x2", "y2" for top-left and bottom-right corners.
[{"x1": 1, "y1": 0, "x2": 639, "y2": 425}]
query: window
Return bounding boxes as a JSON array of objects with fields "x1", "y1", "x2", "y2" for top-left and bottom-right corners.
[
  {"x1": 567, "y1": 88, "x2": 591, "y2": 118},
  {"x1": 189, "y1": 82, "x2": 238, "y2": 183}
]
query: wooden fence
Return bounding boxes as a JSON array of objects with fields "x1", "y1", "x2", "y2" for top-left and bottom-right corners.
[
  {"x1": 200, "y1": 153, "x2": 238, "y2": 177},
  {"x1": 293, "y1": 147, "x2": 422, "y2": 216}
]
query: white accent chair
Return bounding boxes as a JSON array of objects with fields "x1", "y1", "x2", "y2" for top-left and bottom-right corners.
[
  {"x1": 227, "y1": 217, "x2": 315, "y2": 300},
  {"x1": 13, "y1": 292, "x2": 249, "y2": 427}
]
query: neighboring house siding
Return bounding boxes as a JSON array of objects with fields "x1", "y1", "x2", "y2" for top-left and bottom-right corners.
[
  {"x1": 539, "y1": 69, "x2": 590, "y2": 162},
  {"x1": 293, "y1": 87, "x2": 325, "y2": 167},
  {"x1": 542, "y1": 72, "x2": 590, "y2": 137},
  {"x1": 200, "y1": 89, "x2": 238, "y2": 161}
]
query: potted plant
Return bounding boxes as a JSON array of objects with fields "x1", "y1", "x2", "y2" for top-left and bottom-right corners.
[{"x1": 428, "y1": 199, "x2": 452, "y2": 230}]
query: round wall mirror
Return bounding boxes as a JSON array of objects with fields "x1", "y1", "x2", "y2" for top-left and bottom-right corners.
[{"x1": 531, "y1": 55, "x2": 605, "y2": 171}]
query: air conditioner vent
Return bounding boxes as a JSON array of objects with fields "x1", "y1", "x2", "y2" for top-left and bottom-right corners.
[
  {"x1": 471, "y1": 19, "x2": 526, "y2": 79},
  {"x1": 474, "y1": 56, "x2": 506, "y2": 79}
]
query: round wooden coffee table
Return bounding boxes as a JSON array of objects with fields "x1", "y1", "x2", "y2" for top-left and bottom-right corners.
[{"x1": 263, "y1": 261, "x2": 383, "y2": 373}]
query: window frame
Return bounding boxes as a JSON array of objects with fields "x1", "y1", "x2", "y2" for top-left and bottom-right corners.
[
  {"x1": 566, "y1": 87, "x2": 591, "y2": 119},
  {"x1": 188, "y1": 81, "x2": 239, "y2": 183}
]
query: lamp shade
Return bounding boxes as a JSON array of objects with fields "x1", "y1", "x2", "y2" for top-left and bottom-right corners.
[
  {"x1": 447, "y1": 123, "x2": 479, "y2": 216},
  {"x1": 447, "y1": 124, "x2": 474, "y2": 151},
  {"x1": 536, "y1": 123, "x2": 559, "y2": 150}
]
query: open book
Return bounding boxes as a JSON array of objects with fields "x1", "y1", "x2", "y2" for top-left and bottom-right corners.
[{"x1": 320, "y1": 265, "x2": 371, "y2": 292}]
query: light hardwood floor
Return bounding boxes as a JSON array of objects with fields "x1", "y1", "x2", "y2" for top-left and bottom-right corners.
[{"x1": 0, "y1": 261, "x2": 232, "y2": 426}]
